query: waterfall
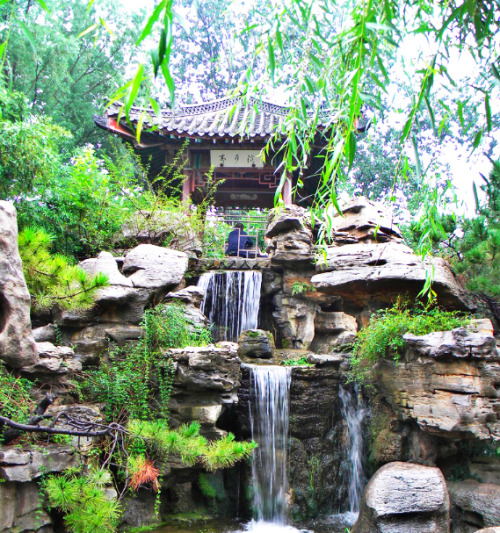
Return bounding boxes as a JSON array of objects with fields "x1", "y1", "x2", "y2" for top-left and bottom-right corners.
[
  {"x1": 248, "y1": 365, "x2": 292, "y2": 525},
  {"x1": 198, "y1": 271, "x2": 262, "y2": 342},
  {"x1": 338, "y1": 384, "x2": 368, "y2": 516}
]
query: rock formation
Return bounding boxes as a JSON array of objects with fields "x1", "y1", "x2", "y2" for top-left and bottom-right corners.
[
  {"x1": 0, "y1": 201, "x2": 38, "y2": 368},
  {"x1": 352, "y1": 462, "x2": 450, "y2": 533},
  {"x1": 377, "y1": 320, "x2": 500, "y2": 441}
]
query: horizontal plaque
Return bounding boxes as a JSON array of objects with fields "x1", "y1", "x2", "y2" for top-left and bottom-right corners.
[{"x1": 210, "y1": 150, "x2": 264, "y2": 168}]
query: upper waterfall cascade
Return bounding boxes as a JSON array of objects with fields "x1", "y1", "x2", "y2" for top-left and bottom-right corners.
[{"x1": 198, "y1": 271, "x2": 262, "y2": 342}]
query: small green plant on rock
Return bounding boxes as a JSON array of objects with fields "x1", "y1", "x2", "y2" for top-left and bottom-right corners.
[
  {"x1": 350, "y1": 299, "x2": 470, "y2": 383},
  {"x1": 291, "y1": 281, "x2": 316, "y2": 296},
  {"x1": 281, "y1": 356, "x2": 313, "y2": 366}
]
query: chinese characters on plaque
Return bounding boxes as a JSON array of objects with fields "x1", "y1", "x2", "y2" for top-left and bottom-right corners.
[{"x1": 210, "y1": 150, "x2": 265, "y2": 168}]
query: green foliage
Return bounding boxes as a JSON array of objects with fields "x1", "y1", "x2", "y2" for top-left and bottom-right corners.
[
  {"x1": 83, "y1": 303, "x2": 210, "y2": 422},
  {"x1": 0, "y1": 87, "x2": 70, "y2": 199},
  {"x1": 45, "y1": 468, "x2": 120, "y2": 533},
  {"x1": 18, "y1": 227, "x2": 109, "y2": 311},
  {"x1": 5, "y1": 0, "x2": 144, "y2": 150},
  {"x1": 281, "y1": 355, "x2": 312, "y2": 367},
  {"x1": 16, "y1": 146, "x2": 140, "y2": 259},
  {"x1": 404, "y1": 160, "x2": 500, "y2": 299},
  {"x1": 291, "y1": 281, "x2": 316, "y2": 296},
  {"x1": 127, "y1": 419, "x2": 257, "y2": 472},
  {"x1": 350, "y1": 300, "x2": 470, "y2": 383},
  {"x1": 0, "y1": 364, "x2": 33, "y2": 442}
]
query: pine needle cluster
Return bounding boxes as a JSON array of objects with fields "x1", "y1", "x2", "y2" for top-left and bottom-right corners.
[
  {"x1": 45, "y1": 468, "x2": 120, "y2": 533},
  {"x1": 127, "y1": 419, "x2": 256, "y2": 488},
  {"x1": 18, "y1": 227, "x2": 109, "y2": 311}
]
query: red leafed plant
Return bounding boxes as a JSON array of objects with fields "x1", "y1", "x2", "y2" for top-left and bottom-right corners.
[{"x1": 128, "y1": 455, "x2": 160, "y2": 492}]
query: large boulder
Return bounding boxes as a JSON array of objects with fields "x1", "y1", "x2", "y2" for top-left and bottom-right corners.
[
  {"x1": 0, "y1": 481, "x2": 52, "y2": 532},
  {"x1": 312, "y1": 241, "x2": 469, "y2": 310},
  {"x1": 378, "y1": 320, "x2": 500, "y2": 441},
  {"x1": 122, "y1": 244, "x2": 188, "y2": 291},
  {"x1": 0, "y1": 201, "x2": 38, "y2": 368},
  {"x1": 0, "y1": 445, "x2": 80, "y2": 482},
  {"x1": 352, "y1": 462, "x2": 450, "y2": 533},
  {"x1": 272, "y1": 294, "x2": 317, "y2": 349},
  {"x1": 448, "y1": 480, "x2": 500, "y2": 532}
]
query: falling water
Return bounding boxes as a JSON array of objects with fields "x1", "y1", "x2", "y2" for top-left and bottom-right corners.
[
  {"x1": 338, "y1": 384, "x2": 368, "y2": 517},
  {"x1": 198, "y1": 271, "x2": 262, "y2": 341},
  {"x1": 248, "y1": 365, "x2": 292, "y2": 526}
]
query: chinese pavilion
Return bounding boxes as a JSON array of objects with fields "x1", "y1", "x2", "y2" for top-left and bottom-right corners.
[{"x1": 95, "y1": 95, "x2": 343, "y2": 209}]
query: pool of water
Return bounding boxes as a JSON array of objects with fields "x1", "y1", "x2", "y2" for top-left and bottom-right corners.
[{"x1": 148, "y1": 514, "x2": 356, "y2": 533}]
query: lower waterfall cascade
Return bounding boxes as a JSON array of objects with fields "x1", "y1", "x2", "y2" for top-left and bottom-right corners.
[
  {"x1": 338, "y1": 384, "x2": 368, "y2": 519},
  {"x1": 248, "y1": 365, "x2": 292, "y2": 526},
  {"x1": 198, "y1": 270, "x2": 262, "y2": 342}
]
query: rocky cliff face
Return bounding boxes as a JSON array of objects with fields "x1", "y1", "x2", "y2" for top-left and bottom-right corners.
[{"x1": 0, "y1": 201, "x2": 38, "y2": 368}]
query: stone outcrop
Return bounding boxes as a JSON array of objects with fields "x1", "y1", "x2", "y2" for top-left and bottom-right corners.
[
  {"x1": 55, "y1": 246, "x2": 189, "y2": 364},
  {"x1": 0, "y1": 445, "x2": 80, "y2": 482},
  {"x1": 266, "y1": 206, "x2": 314, "y2": 268},
  {"x1": 21, "y1": 341, "x2": 82, "y2": 376},
  {"x1": 377, "y1": 321, "x2": 500, "y2": 441},
  {"x1": 0, "y1": 201, "x2": 38, "y2": 368},
  {"x1": 312, "y1": 241, "x2": 469, "y2": 310},
  {"x1": 0, "y1": 481, "x2": 53, "y2": 533},
  {"x1": 330, "y1": 197, "x2": 402, "y2": 243},
  {"x1": 167, "y1": 342, "x2": 241, "y2": 438},
  {"x1": 238, "y1": 329, "x2": 275, "y2": 361},
  {"x1": 118, "y1": 209, "x2": 202, "y2": 258},
  {"x1": 352, "y1": 462, "x2": 450, "y2": 533},
  {"x1": 448, "y1": 480, "x2": 500, "y2": 532},
  {"x1": 164, "y1": 285, "x2": 209, "y2": 332}
]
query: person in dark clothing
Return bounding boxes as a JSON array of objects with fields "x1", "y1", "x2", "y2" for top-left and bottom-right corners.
[{"x1": 225, "y1": 223, "x2": 255, "y2": 257}]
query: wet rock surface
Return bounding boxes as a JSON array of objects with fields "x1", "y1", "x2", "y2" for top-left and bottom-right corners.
[
  {"x1": 238, "y1": 329, "x2": 275, "y2": 361},
  {"x1": 0, "y1": 201, "x2": 38, "y2": 368},
  {"x1": 0, "y1": 444, "x2": 80, "y2": 482},
  {"x1": 168, "y1": 342, "x2": 241, "y2": 438},
  {"x1": 0, "y1": 481, "x2": 53, "y2": 533},
  {"x1": 352, "y1": 462, "x2": 450, "y2": 533}
]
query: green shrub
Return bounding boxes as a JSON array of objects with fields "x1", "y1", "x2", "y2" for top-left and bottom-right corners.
[
  {"x1": 18, "y1": 227, "x2": 108, "y2": 311},
  {"x1": 0, "y1": 365, "x2": 33, "y2": 442},
  {"x1": 350, "y1": 300, "x2": 470, "y2": 383},
  {"x1": 83, "y1": 303, "x2": 211, "y2": 421},
  {"x1": 127, "y1": 419, "x2": 257, "y2": 472}
]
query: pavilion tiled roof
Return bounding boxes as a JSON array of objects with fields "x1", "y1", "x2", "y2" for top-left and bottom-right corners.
[{"x1": 97, "y1": 95, "x2": 332, "y2": 141}]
